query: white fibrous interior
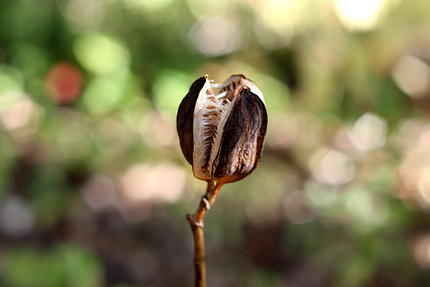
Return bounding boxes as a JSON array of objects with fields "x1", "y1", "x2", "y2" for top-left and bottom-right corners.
[{"x1": 192, "y1": 77, "x2": 238, "y2": 180}]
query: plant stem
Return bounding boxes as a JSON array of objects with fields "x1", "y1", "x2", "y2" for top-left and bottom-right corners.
[{"x1": 186, "y1": 181, "x2": 223, "y2": 287}]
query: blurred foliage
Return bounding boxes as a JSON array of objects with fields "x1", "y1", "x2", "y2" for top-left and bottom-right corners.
[{"x1": 1, "y1": 0, "x2": 430, "y2": 286}]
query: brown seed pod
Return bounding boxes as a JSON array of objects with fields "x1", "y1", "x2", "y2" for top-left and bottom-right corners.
[{"x1": 177, "y1": 74, "x2": 267, "y2": 185}]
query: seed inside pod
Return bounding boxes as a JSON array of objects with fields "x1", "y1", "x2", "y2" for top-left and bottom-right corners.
[{"x1": 177, "y1": 74, "x2": 267, "y2": 185}]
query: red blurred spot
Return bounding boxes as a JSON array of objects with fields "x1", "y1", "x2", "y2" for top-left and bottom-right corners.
[{"x1": 45, "y1": 62, "x2": 83, "y2": 104}]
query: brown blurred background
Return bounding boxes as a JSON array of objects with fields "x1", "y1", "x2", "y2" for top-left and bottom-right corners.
[{"x1": 1, "y1": 0, "x2": 430, "y2": 286}]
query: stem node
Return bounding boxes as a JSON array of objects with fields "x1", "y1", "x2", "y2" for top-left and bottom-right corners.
[{"x1": 187, "y1": 182, "x2": 223, "y2": 287}]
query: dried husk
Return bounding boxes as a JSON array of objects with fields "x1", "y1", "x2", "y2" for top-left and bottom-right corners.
[{"x1": 177, "y1": 74, "x2": 267, "y2": 185}]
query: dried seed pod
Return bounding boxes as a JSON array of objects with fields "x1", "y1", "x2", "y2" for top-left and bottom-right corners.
[{"x1": 177, "y1": 74, "x2": 267, "y2": 185}]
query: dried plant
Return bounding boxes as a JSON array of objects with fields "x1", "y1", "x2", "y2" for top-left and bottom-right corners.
[{"x1": 177, "y1": 74, "x2": 268, "y2": 287}]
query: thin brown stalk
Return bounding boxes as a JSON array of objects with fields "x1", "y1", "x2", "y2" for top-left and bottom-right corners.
[{"x1": 186, "y1": 181, "x2": 223, "y2": 287}]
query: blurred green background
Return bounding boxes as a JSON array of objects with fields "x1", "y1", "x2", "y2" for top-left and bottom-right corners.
[{"x1": 1, "y1": 0, "x2": 430, "y2": 286}]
